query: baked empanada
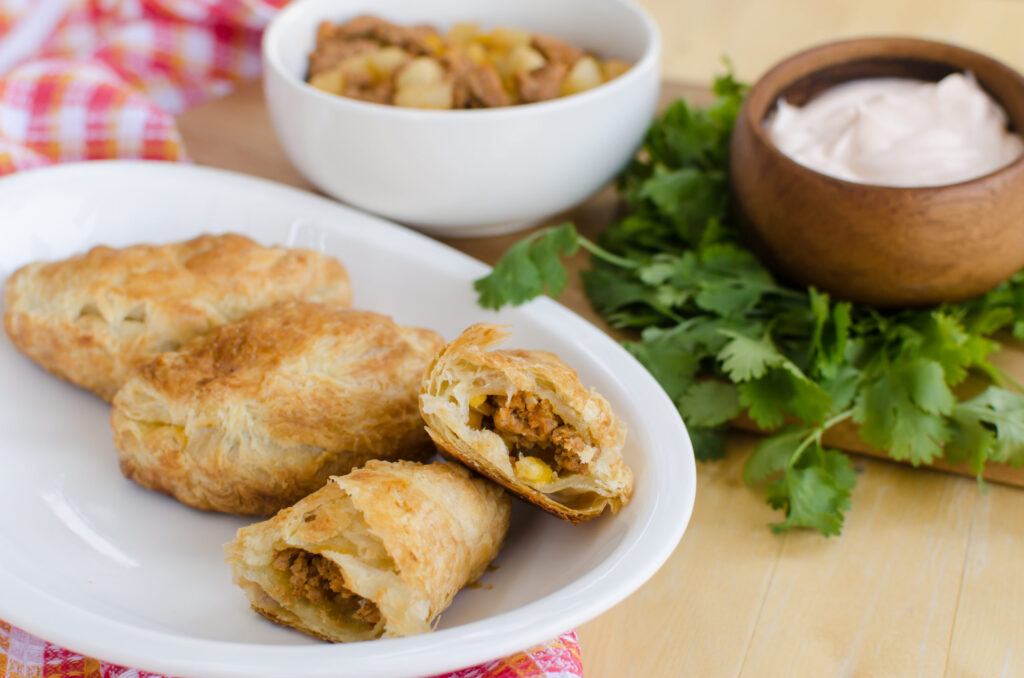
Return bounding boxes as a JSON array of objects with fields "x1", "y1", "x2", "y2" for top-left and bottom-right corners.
[
  {"x1": 3, "y1": 233, "x2": 351, "y2": 401},
  {"x1": 225, "y1": 460, "x2": 510, "y2": 642},
  {"x1": 419, "y1": 324, "x2": 633, "y2": 523},
  {"x1": 111, "y1": 302, "x2": 443, "y2": 515}
]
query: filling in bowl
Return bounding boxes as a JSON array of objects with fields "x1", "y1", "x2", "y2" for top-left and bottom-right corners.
[{"x1": 306, "y1": 14, "x2": 631, "y2": 109}]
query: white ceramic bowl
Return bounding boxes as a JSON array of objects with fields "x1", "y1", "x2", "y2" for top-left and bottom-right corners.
[{"x1": 262, "y1": 0, "x2": 660, "y2": 237}]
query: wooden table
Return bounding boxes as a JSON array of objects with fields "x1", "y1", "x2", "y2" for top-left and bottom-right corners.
[{"x1": 177, "y1": 81, "x2": 1024, "y2": 678}]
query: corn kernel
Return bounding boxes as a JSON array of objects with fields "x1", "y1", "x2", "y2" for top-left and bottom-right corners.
[
  {"x1": 466, "y1": 42, "x2": 488, "y2": 65},
  {"x1": 469, "y1": 394, "x2": 487, "y2": 408},
  {"x1": 602, "y1": 58, "x2": 631, "y2": 81},
  {"x1": 425, "y1": 33, "x2": 445, "y2": 54},
  {"x1": 515, "y1": 456, "x2": 556, "y2": 484}
]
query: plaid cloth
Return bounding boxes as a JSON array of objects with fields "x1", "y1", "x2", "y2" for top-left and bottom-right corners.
[
  {"x1": 0, "y1": 622, "x2": 583, "y2": 678},
  {"x1": 0, "y1": 2, "x2": 586, "y2": 677}
]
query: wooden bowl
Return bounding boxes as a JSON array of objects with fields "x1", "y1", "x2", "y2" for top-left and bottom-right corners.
[{"x1": 729, "y1": 37, "x2": 1024, "y2": 307}]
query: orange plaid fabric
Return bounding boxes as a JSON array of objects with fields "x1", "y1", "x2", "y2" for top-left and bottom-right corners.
[
  {"x1": 0, "y1": 620, "x2": 582, "y2": 678},
  {"x1": 0, "y1": 2, "x2": 585, "y2": 676},
  {"x1": 0, "y1": 0, "x2": 281, "y2": 173}
]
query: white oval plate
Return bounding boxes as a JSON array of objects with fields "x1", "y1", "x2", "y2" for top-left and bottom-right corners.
[{"x1": 0, "y1": 161, "x2": 695, "y2": 678}]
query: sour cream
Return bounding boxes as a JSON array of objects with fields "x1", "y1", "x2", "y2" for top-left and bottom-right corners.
[{"x1": 765, "y1": 73, "x2": 1024, "y2": 187}]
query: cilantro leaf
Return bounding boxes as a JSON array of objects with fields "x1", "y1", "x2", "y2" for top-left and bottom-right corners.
[
  {"x1": 954, "y1": 388, "x2": 1024, "y2": 451},
  {"x1": 678, "y1": 381, "x2": 742, "y2": 428},
  {"x1": 717, "y1": 331, "x2": 784, "y2": 382},
  {"x1": 766, "y1": 446, "x2": 855, "y2": 536},
  {"x1": 623, "y1": 335, "x2": 701, "y2": 403},
  {"x1": 853, "y1": 358, "x2": 953, "y2": 464},
  {"x1": 473, "y1": 223, "x2": 580, "y2": 309},
  {"x1": 739, "y1": 366, "x2": 832, "y2": 429},
  {"x1": 744, "y1": 427, "x2": 805, "y2": 485},
  {"x1": 946, "y1": 416, "x2": 997, "y2": 477},
  {"x1": 689, "y1": 427, "x2": 728, "y2": 461}
]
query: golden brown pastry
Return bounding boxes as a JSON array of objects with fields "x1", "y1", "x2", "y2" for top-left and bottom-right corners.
[
  {"x1": 111, "y1": 302, "x2": 443, "y2": 515},
  {"x1": 419, "y1": 323, "x2": 633, "y2": 523},
  {"x1": 3, "y1": 233, "x2": 351, "y2": 401},
  {"x1": 224, "y1": 460, "x2": 510, "y2": 642}
]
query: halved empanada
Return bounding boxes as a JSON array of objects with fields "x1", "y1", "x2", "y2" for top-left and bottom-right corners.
[
  {"x1": 3, "y1": 233, "x2": 351, "y2": 401},
  {"x1": 225, "y1": 460, "x2": 510, "y2": 641},
  {"x1": 111, "y1": 302, "x2": 443, "y2": 515},
  {"x1": 419, "y1": 323, "x2": 632, "y2": 523}
]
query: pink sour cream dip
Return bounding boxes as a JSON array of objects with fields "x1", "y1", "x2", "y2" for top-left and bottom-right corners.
[{"x1": 765, "y1": 72, "x2": 1024, "y2": 187}]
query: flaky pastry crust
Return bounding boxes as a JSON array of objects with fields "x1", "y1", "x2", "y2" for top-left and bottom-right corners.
[
  {"x1": 111, "y1": 302, "x2": 443, "y2": 515},
  {"x1": 224, "y1": 460, "x2": 510, "y2": 641},
  {"x1": 3, "y1": 233, "x2": 351, "y2": 401},
  {"x1": 419, "y1": 323, "x2": 632, "y2": 523}
]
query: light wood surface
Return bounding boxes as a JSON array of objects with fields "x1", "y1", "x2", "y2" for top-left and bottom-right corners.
[
  {"x1": 176, "y1": 80, "x2": 1024, "y2": 678},
  {"x1": 637, "y1": 0, "x2": 1024, "y2": 86}
]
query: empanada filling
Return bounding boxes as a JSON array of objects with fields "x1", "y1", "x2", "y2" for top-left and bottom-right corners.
[
  {"x1": 471, "y1": 392, "x2": 591, "y2": 480},
  {"x1": 272, "y1": 548, "x2": 381, "y2": 625}
]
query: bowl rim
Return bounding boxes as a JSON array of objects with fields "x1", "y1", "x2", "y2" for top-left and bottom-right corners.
[
  {"x1": 261, "y1": 0, "x2": 662, "y2": 121},
  {"x1": 743, "y1": 35, "x2": 1024, "y2": 192}
]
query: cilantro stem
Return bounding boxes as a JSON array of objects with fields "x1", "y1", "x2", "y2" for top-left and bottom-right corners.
[
  {"x1": 990, "y1": 363, "x2": 1024, "y2": 394},
  {"x1": 787, "y1": 430, "x2": 820, "y2": 468},
  {"x1": 787, "y1": 409, "x2": 855, "y2": 468},
  {"x1": 821, "y1": 409, "x2": 855, "y2": 433},
  {"x1": 577, "y1": 237, "x2": 639, "y2": 270}
]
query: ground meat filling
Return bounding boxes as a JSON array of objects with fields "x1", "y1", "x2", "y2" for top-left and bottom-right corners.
[
  {"x1": 481, "y1": 392, "x2": 591, "y2": 474},
  {"x1": 272, "y1": 549, "x2": 381, "y2": 625}
]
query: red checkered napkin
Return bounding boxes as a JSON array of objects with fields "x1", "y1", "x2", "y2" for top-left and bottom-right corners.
[
  {"x1": 0, "y1": 1, "x2": 586, "y2": 676},
  {"x1": 0, "y1": 622, "x2": 583, "y2": 678}
]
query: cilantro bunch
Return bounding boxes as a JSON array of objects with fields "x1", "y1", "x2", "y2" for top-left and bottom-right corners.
[{"x1": 474, "y1": 73, "x2": 1024, "y2": 536}]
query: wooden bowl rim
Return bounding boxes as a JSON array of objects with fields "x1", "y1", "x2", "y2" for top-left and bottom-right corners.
[{"x1": 743, "y1": 36, "x2": 1024, "y2": 193}]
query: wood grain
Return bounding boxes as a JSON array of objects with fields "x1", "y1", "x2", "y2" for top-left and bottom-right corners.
[
  {"x1": 636, "y1": 0, "x2": 1024, "y2": 85},
  {"x1": 945, "y1": 482, "x2": 1024, "y2": 678},
  {"x1": 176, "y1": 79, "x2": 1024, "y2": 678},
  {"x1": 739, "y1": 461, "x2": 974, "y2": 677}
]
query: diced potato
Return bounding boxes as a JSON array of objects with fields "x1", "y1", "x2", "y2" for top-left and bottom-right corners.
[
  {"x1": 396, "y1": 57, "x2": 445, "y2": 89},
  {"x1": 515, "y1": 456, "x2": 556, "y2": 485},
  {"x1": 394, "y1": 80, "x2": 454, "y2": 109},
  {"x1": 309, "y1": 67, "x2": 345, "y2": 94},
  {"x1": 368, "y1": 46, "x2": 408, "y2": 78},
  {"x1": 490, "y1": 27, "x2": 532, "y2": 50},
  {"x1": 339, "y1": 53, "x2": 372, "y2": 79},
  {"x1": 602, "y1": 58, "x2": 631, "y2": 81},
  {"x1": 507, "y1": 45, "x2": 546, "y2": 75},
  {"x1": 447, "y1": 22, "x2": 479, "y2": 45},
  {"x1": 562, "y1": 56, "x2": 603, "y2": 95}
]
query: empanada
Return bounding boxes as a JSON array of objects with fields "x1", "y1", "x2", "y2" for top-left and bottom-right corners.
[
  {"x1": 111, "y1": 302, "x2": 443, "y2": 515},
  {"x1": 224, "y1": 460, "x2": 510, "y2": 641},
  {"x1": 419, "y1": 324, "x2": 633, "y2": 523},
  {"x1": 3, "y1": 233, "x2": 351, "y2": 401}
]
